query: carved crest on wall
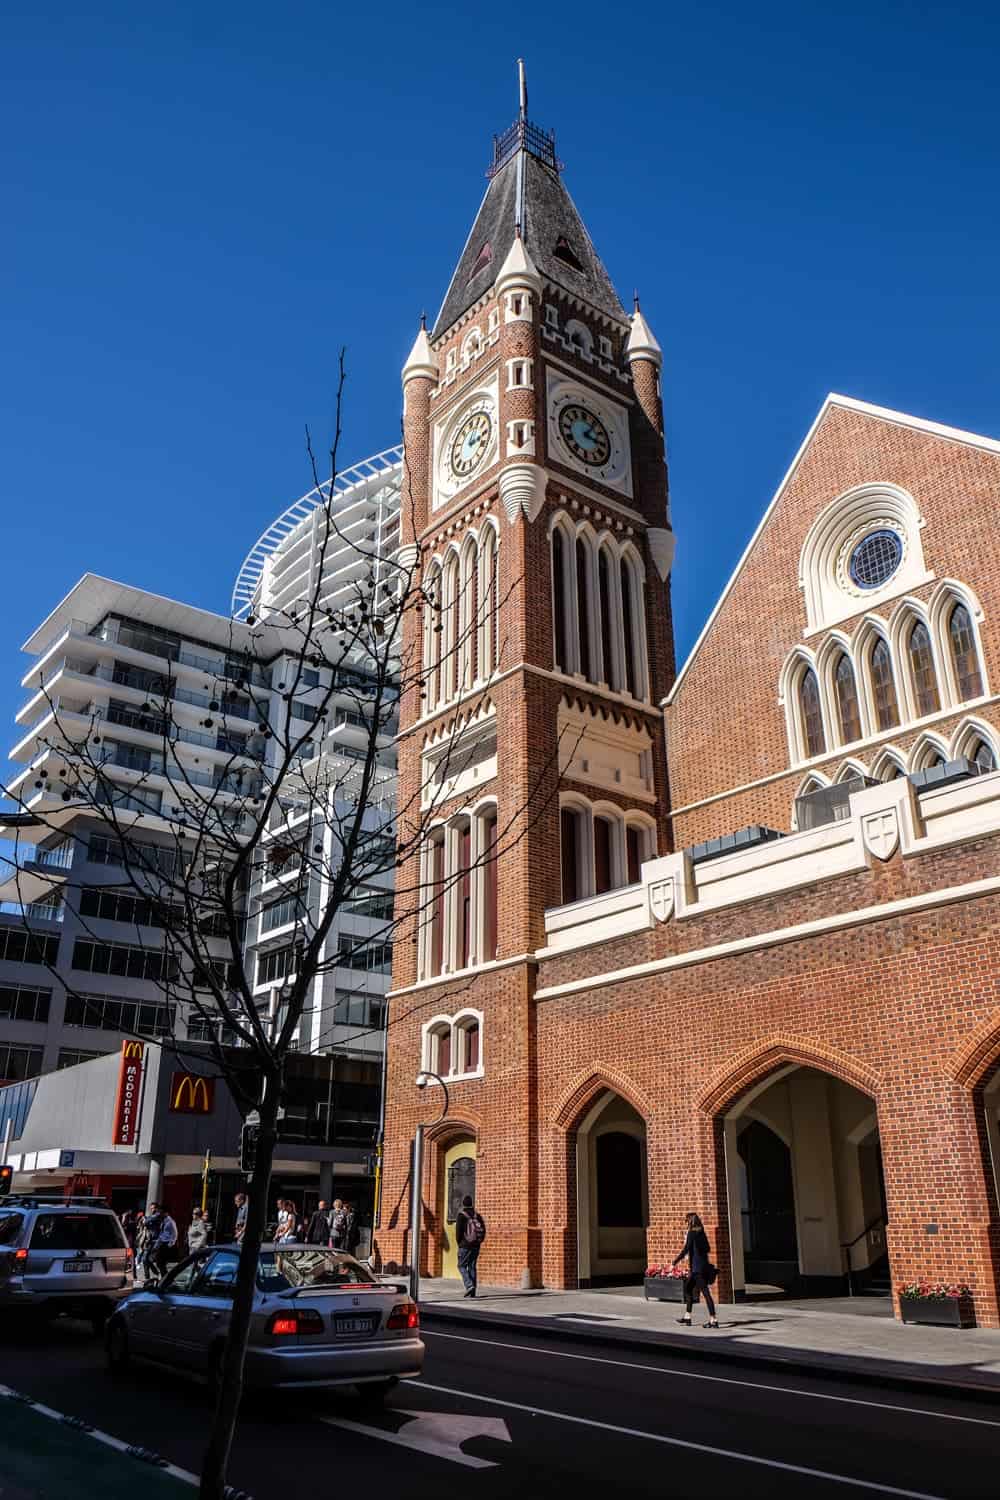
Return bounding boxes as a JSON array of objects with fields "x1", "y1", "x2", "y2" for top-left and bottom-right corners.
[
  {"x1": 862, "y1": 808, "x2": 899, "y2": 862},
  {"x1": 648, "y1": 877, "x2": 674, "y2": 923}
]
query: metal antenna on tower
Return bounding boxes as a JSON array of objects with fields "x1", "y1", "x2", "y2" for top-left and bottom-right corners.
[{"x1": 517, "y1": 57, "x2": 528, "y2": 121}]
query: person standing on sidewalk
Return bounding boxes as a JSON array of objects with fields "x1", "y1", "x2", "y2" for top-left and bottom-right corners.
[
  {"x1": 306, "y1": 1200, "x2": 331, "y2": 1245},
  {"x1": 673, "y1": 1212, "x2": 719, "y2": 1328},
  {"x1": 186, "y1": 1207, "x2": 212, "y2": 1254},
  {"x1": 233, "y1": 1192, "x2": 248, "y2": 1243},
  {"x1": 454, "y1": 1194, "x2": 486, "y2": 1298}
]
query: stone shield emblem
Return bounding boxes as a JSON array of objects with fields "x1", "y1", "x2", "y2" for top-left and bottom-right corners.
[
  {"x1": 862, "y1": 808, "x2": 900, "y2": 862},
  {"x1": 648, "y1": 878, "x2": 675, "y2": 923}
]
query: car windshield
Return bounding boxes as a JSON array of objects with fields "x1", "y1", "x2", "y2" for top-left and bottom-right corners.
[
  {"x1": 257, "y1": 1249, "x2": 374, "y2": 1292},
  {"x1": 0, "y1": 1212, "x2": 24, "y2": 1245},
  {"x1": 29, "y1": 1213, "x2": 126, "y2": 1251}
]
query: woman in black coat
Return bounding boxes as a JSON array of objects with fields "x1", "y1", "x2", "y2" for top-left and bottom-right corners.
[{"x1": 672, "y1": 1212, "x2": 719, "y2": 1328}]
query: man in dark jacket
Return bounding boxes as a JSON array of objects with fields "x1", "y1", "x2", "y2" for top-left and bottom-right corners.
[
  {"x1": 306, "y1": 1201, "x2": 330, "y2": 1245},
  {"x1": 454, "y1": 1194, "x2": 485, "y2": 1298}
]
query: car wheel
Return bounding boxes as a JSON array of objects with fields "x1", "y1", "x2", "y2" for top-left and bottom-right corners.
[
  {"x1": 353, "y1": 1378, "x2": 396, "y2": 1406},
  {"x1": 106, "y1": 1320, "x2": 130, "y2": 1374}
]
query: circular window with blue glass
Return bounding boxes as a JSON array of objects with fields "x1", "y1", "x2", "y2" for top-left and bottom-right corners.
[{"x1": 848, "y1": 529, "x2": 902, "y2": 590}]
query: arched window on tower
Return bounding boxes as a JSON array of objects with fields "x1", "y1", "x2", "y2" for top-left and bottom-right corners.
[
  {"x1": 620, "y1": 557, "x2": 637, "y2": 698},
  {"x1": 799, "y1": 669, "x2": 825, "y2": 757},
  {"x1": 576, "y1": 537, "x2": 592, "y2": 680},
  {"x1": 426, "y1": 831, "x2": 446, "y2": 978},
  {"x1": 948, "y1": 603, "x2": 983, "y2": 701},
  {"x1": 594, "y1": 815, "x2": 614, "y2": 895},
  {"x1": 907, "y1": 620, "x2": 940, "y2": 717},
  {"x1": 833, "y1": 654, "x2": 861, "y2": 744},
  {"x1": 479, "y1": 806, "x2": 498, "y2": 961},
  {"x1": 560, "y1": 805, "x2": 583, "y2": 904},
  {"x1": 551, "y1": 528, "x2": 568, "y2": 672},
  {"x1": 598, "y1": 547, "x2": 613, "y2": 685},
  {"x1": 869, "y1": 637, "x2": 899, "y2": 731}
]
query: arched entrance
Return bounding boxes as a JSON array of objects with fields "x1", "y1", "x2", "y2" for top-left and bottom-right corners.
[
  {"x1": 576, "y1": 1091, "x2": 647, "y2": 1286},
  {"x1": 724, "y1": 1065, "x2": 890, "y2": 1299},
  {"x1": 440, "y1": 1136, "x2": 477, "y2": 1280}
]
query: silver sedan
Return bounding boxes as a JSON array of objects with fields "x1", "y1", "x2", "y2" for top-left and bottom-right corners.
[{"x1": 106, "y1": 1244, "x2": 423, "y2": 1401}]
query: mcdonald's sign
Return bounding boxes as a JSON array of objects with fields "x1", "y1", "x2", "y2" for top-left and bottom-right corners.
[
  {"x1": 112, "y1": 1040, "x2": 145, "y2": 1147},
  {"x1": 170, "y1": 1072, "x2": 215, "y2": 1115}
]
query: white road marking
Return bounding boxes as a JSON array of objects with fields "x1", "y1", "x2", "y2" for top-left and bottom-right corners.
[
  {"x1": 404, "y1": 1379, "x2": 949, "y2": 1499},
  {"x1": 0, "y1": 1383, "x2": 199, "y2": 1486},
  {"x1": 322, "y1": 1409, "x2": 511, "y2": 1468},
  {"x1": 422, "y1": 1328, "x2": 1000, "y2": 1430}
]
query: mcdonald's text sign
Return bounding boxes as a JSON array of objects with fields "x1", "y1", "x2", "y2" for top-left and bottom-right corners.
[
  {"x1": 170, "y1": 1073, "x2": 215, "y2": 1115},
  {"x1": 112, "y1": 1041, "x2": 145, "y2": 1146}
]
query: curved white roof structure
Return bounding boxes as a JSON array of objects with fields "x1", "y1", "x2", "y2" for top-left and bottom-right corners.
[{"x1": 231, "y1": 445, "x2": 403, "y2": 621}]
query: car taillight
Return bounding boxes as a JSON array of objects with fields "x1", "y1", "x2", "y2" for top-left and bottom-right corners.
[
  {"x1": 13, "y1": 1248, "x2": 27, "y2": 1263},
  {"x1": 268, "y1": 1309, "x2": 325, "y2": 1336},
  {"x1": 387, "y1": 1300, "x2": 419, "y2": 1330}
]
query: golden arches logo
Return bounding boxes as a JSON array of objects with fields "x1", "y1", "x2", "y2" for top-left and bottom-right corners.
[
  {"x1": 122, "y1": 1041, "x2": 145, "y2": 1060},
  {"x1": 170, "y1": 1073, "x2": 213, "y2": 1113}
]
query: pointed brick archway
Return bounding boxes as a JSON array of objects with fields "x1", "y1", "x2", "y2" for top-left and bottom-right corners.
[
  {"x1": 420, "y1": 1113, "x2": 481, "y2": 1279},
  {"x1": 697, "y1": 1035, "x2": 887, "y2": 1303},
  {"x1": 547, "y1": 1066, "x2": 653, "y2": 1289}
]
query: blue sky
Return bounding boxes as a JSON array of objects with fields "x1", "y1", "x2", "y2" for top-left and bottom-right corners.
[{"x1": 2, "y1": 0, "x2": 999, "y2": 738}]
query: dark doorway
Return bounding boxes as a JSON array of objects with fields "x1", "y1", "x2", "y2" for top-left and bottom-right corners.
[
  {"x1": 738, "y1": 1119, "x2": 799, "y2": 1286},
  {"x1": 596, "y1": 1132, "x2": 643, "y2": 1228}
]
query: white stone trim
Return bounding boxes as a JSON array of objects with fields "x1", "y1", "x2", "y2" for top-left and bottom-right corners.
[
  {"x1": 536, "y1": 871, "x2": 1000, "y2": 1001},
  {"x1": 667, "y1": 392, "x2": 1000, "y2": 704}
]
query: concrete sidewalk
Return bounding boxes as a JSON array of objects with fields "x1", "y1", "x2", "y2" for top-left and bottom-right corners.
[{"x1": 415, "y1": 1279, "x2": 1000, "y2": 1398}]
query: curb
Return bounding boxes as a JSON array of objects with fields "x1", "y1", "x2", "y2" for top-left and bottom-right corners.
[{"x1": 420, "y1": 1305, "x2": 1000, "y2": 1407}]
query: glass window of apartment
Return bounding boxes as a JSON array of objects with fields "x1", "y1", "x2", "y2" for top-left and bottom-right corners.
[
  {"x1": 71, "y1": 939, "x2": 176, "y2": 982},
  {"x1": 57, "y1": 1049, "x2": 101, "y2": 1069},
  {"x1": 336, "y1": 940, "x2": 392, "y2": 973},
  {"x1": 0, "y1": 986, "x2": 51, "y2": 1023},
  {"x1": 0, "y1": 1044, "x2": 44, "y2": 1083},
  {"x1": 256, "y1": 943, "x2": 301, "y2": 986},
  {"x1": 0, "y1": 930, "x2": 59, "y2": 966}
]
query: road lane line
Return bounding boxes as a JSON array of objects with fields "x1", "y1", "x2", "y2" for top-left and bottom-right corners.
[
  {"x1": 0, "y1": 1384, "x2": 200, "y2": 1486},
  {"x1": 421, "y1": 1329, "x2": 1000, "y2": 1430},
  {"x1": 403, "y1": 1379, "x2": 949, "y2": 1499}
]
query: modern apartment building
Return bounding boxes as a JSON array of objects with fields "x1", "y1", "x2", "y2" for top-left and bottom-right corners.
[{"x1": 0, "y1": 446, "x2": 402, "y2": 1087}]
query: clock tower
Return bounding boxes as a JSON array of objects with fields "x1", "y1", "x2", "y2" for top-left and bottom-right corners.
[{"x1": 379, "y1": 68, "x2": 676, "y2": 1289}]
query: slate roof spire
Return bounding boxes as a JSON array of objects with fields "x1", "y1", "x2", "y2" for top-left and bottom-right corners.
[{"x1": 431, "y1": 63, "x2": 627, "y2": 341}]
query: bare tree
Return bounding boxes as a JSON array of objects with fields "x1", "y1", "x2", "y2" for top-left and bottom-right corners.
[{"x1": 0, "y1": 363, "x2": 564, "y2": 1500}]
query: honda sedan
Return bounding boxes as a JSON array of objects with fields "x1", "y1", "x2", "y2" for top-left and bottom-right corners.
[{"x1": 106, "y1": 1245, "x2": 423, "y2": 1400}]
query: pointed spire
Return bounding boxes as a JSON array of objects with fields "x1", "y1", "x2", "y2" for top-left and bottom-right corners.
[
  {"x1": 626, "y1": 301, "x2": 662, "y2": 369},
  {"x1": 495, "y1": 232, "x2": 542, "y2": 296},
  {"x1": 402, "y1": 317, "x2": 438, "y2": 385}
]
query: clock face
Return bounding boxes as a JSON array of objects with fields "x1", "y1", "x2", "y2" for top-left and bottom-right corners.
[
  {"x1": 558, "y1": 404, "x2": 611, "y2": 467},
  {"x1": 450, "y1": 409, "x2": 493, "y2": 478}
]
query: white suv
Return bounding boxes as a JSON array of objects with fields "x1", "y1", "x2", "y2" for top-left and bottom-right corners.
[{"x1": 0, "y1": 1195, "x2": 134, "y2": 1330}]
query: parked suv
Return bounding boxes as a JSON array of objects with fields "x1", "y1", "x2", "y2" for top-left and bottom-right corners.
[{"x1": 0, "y1": 1196, "x2": 133, "y2": 1329}]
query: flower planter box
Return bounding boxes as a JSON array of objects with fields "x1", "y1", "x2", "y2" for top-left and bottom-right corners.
[
  {"x1": 900, "y1": 1298, "x2": 974, "y2": 1329},
  {"x1": 644, "y1": 1275, "x2": 686, "y2": 1302}
]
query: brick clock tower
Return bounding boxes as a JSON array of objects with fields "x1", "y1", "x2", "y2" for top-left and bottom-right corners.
[{"x1": 378, "y1": 70, "x2": 676, "y2": 1288}]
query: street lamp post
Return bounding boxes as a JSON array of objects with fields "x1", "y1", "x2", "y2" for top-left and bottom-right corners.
[{"x1": 409, "y1": 1070, "x2": 449, "y2": 1303}]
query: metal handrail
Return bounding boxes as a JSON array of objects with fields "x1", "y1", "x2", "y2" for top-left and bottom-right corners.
[{"x1": 841, "y1": 1214, "x2": 887, "y2": 1296}]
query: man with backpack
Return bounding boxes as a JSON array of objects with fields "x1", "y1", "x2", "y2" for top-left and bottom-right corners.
[{"x1": 454, "y1": 1194, "x2": 486, "y2": 1298}]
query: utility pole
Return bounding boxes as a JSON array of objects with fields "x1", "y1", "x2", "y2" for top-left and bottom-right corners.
[{"x1": 201, "y1": 1149, "x2": 212, "y2": 1213}]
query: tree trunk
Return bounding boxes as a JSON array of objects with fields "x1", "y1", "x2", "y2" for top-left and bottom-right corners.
[{"x1": 198, "y1": 1081, "x2": 279, "y2": 1500}]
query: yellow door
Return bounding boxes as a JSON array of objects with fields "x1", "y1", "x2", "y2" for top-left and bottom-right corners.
[{"x1": 441, "y1": 1138, "x2": 477, "y2": 1279}]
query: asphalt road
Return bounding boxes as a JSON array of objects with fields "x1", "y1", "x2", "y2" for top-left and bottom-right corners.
[{"x1": 2, "y1": 1311, "x2": 998, "y2": 1499}]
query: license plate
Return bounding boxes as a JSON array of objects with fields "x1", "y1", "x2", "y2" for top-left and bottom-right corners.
[
  {"x1": 63, "y1": 1260, "x2": 93, "y2": 1274},
  {"x1": 334, "y1": 1313, "x2": 378, "y2": 1338}
]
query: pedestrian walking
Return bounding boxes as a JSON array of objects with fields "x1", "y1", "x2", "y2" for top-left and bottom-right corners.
[
  {"x1": 137, "y1": 1202, "x2": 162, "y2": 1284},
  {"x1": 672, "y1": 1212, "x2": 719, "y2": 1328},
  {"x1": 233, "y1": 1192, "x2": 248, "y2": 1243},
  {"x1": 151, "y1": 1207, "x2": 178, "y2": 1284},
  {"x1": 454, "y1": 1194, "x2": 486, "y2": 1299},
  {"x1": 343, "y1": 1201, "x2": 359, "y2": 1255},
  {"x1": 120, "y1": 1209, "x2": 138, "y2": 1254},
  {"x1": 276, "y1": 1199, "x2": 297, "y2": 1243},
  {"x1": 328, "y1": 1198, "x2": 347, "y2": 1250},
  {"x1": 186, "y1": 1207, "x2": 212, "y2": 1254},
  {"x1": 306, "y1": 1200, "x2": 331, "y2": 1245}
]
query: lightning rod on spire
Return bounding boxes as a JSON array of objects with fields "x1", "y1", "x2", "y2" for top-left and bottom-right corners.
[{"x1": 517, "y1": 58, "x2": 528, "y2": 121}]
